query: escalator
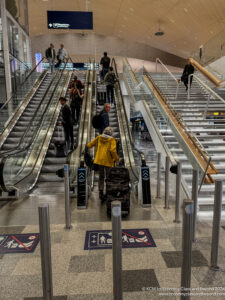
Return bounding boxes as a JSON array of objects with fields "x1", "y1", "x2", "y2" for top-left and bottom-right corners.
[{"x1": 0, "y1": 61, "x2": 72, "y2": 198}]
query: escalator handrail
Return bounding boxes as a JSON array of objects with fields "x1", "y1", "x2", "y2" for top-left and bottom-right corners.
[
  {"x1": 112, "y1": 58, "x2": 146, "y2": 166},
  {"x1": 0, "y1": 57, "x2": 46, "y2": 111},
  {"x1": 0, "y1": 60, "x2": 70, "y2": 191},
  {"x1": 0, "y1": 59, "x2": 69, "y2": 157},
  {"x1": 8, "y1": 51, "x2": 31, "y2": 70}
]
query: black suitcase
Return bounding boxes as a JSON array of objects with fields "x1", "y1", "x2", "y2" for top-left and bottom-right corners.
[{"x1": 106, "y1": 167, "x2": 130, "y2": 216}]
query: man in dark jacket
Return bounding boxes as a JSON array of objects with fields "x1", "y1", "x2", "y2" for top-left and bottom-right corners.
[
  {"x1": 100, "y1": 52, "x2": 111, "y2": 80},
  {"x1": 59, "y1": 97, "x2": 74, "y2": 150},
  {"x1": 99, "y1": 103, "x2": 110, "y2": 134},
  {"x1": 181, "y1": 62, "x2": 195, "y2": 91},
  {"x1": 45, "y1": 43, "x2": 56, "y2": 73}
]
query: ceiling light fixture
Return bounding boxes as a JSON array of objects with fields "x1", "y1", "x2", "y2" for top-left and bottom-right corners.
[{"x1": 155, "y1": 23, "x2": 164, "y2": 36}]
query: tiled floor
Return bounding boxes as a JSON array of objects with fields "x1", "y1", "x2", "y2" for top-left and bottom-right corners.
[{"x1": 0, "y1": 135, "x2": 225, "y2": 299}]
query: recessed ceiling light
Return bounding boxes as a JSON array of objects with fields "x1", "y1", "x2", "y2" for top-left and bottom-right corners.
[
  {"x1": 184, "y1": 8, "x2": 188, "y2": 13},
  {"x1": 129, "y1": 7, "x2": 134, "y2": 11},
  {"x1": 170, "y1": 19, "x2": 175, "y2": 23}
]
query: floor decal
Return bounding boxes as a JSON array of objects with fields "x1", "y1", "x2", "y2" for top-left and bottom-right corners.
[
  {"x1": 84, "y1": 228, "x2": 156, "y2": 250},
  {"x1": 0, "y1": 233, "x2": 39, "y2": 254}
]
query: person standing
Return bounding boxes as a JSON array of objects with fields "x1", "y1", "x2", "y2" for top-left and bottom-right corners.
[
  {"x1": 45, "y1": 43, "x2": 56, "y2": 73},
  {"x1": 98, "y1": 103, "x2": 111, "y2": 134},
  {"x1": 101, "y1": 67, "x2": 118, "y2": 105},
  {"x1": 69, "y1": 76, "x2": 85, "y2": 94},
  {"x1": 181, "y1": 62, "x2": 195, "y2": 91},
  {"x1": 59, "y1": 97, "x2": 74, "y2": 151},
  {"x1": 56, "y1": 44, "x2": 67, "y2": 68},
  {"x1": 86, "y1": 127, "x2": 119, "y2": 202},
  {"x1": 70, "y1": 85, "x2": 84, "y2": 125},
  {"x1": 100, "y1": 52, "x2": 111, "y2": 80}
]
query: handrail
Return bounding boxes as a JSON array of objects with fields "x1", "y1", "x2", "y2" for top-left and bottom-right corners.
[
  {"x1": 188, "y1": 73, "x2": 225, "y2": 104},
  {"x1": 155, "y1": 58, "x2": 180, "y2": 99},
  {"x1": 0, "y1": 60, "x2": 67, "y2": 157},
  {"x1": 112, "y1": 58, "x2": 145, "y2": 166},
  {"x1": 0, "y1": 57, "x2": 45, "y2": 111},
  {"x1": 144, "y1": 73, "x2": 218, "y2": 183},
  {"x1": 0, "y1": 60, "x2": 70, "y2": 191},
  {"x1": 8, "y1": 51, "x2": 30, "y2": 70},
  {"x1": 189, "y1": 57, "x2": 225, "y2": 87}
]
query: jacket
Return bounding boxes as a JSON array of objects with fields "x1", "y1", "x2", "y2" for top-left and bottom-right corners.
[
  {"x1": 102, "y1": 71, "x2": 118, "y2": 86},
  {"x1": 100, "y1": 56, "x2": 110, "y2": 69},
  {"x1": 99, "y1": 110, "x2": 109, "y2": 134},
  {"x1": 45, "y1": 47, "x2": 56, "y2": 59},
  {"x1": 61, "y1": 104, "x2": 73, "y2": 126},
  {"x1": 87, "y1": 134, "x2": 119, "y2": 167}
]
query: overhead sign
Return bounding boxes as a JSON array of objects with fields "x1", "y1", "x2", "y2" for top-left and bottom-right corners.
[
  {"x1": 47, "y1": 11, "x2": 93, "y2": 30},
  {"x1": 84, "y1": 229, "x2": 156, "y2": 250},
  {"x1": 0, "y1": 233, "x2": 39, "y2": 254}
]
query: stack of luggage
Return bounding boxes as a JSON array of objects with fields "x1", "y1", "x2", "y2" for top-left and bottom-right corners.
[{"x1": 106, "y1": 167, "x2": 130, "y2": 216}]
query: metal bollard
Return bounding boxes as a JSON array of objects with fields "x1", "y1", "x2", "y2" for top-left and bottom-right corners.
[
  {"x1": 174, "y1": 161, "x2": 182, "y2": 223},
  {"x1": 112, "y1": 201, "x2": 123, "y2": 300},
  {"x1": 38, "y1": 204, "x2": 53, "y2": 300},
  {"x1": 156, "y1": 153, "x2": 161, "y2": 199},
  {"x1": 164, "y1": 156, "x2": 170, "y2": 209},
  {"x1": 192, "y1": 169, "x2": 199, "y2": 242},
  {"x1": 64, "y1": 164, "x2": 71, "y2": 229},
  {"x1": 181, "y1": 199, "x2": 194, "y2": 300},
  {"x1": 210, "y1": 180, "x2": 223, "y2": 271}
]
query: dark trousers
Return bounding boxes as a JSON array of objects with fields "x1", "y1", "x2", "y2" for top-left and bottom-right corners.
[
  {"x1": 63, "y1": 124, "x2": 74, "y2": 150},
  {"x1": 106, "y1": 85, "x2": 114, "y2": 104},
  {"x1": 184, "y1": 75, "x2": 193, "y2": 90},
  {"x1": 98, "y1": 165, "x2": 111, "y2": 193},
  {"x1": 55, "y1": 59, "x2": 62, "y2": 68},
  {"x1": 101, "y1": 68, "x2": 109, "y2": 80},
  {"x1": 71, "y1": 104, "x2": 80, "y2": 124}
]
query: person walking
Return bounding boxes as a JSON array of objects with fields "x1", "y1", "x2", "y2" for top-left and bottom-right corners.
[
  {"x1": 45, "y1": 43, "x2": 56, "y2": 73},
  {"x1": 86, "y1": 127, "x2": 119, "y2": 203},
  {"x1": 100, "y1": 52, "x2": 111, "y2": 80},
  {"x1": 181, "y1": 62, "x2": 195, "y2": 91},
  {"x1": 59, "y1": 97, "x2": 74, "y2": 151},
  {"x1": 56, "y1": 44, "x2": 67, "y2": 68},
  {"x1": 101, "y1": 67, "x2": 118, "y2": 105},
  {"x1": 70, "y1": 85, "x2": 84, "y2": 125}
]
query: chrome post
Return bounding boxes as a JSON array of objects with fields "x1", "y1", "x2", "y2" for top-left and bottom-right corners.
[
  {"x1": 156, "y1": 152, "x2": 161, "y2": 199},
  {"x1": 181, "y1": 199, "x2": 194, "y2": 300},
  {"x1": 210, "y1": 180, "x2": 223, "y2": 271},
  {"x1": 174, "y1": 161, "x2": 182, "y2": 223},
  {"x1": 203, "y1": 93, "x2": 211, "y2": 119},
  {"x1": 38, "y1": 204, "x2": 53, "y2": 300},
  {"x1": 64, "y1": 164, "x2": 71, "y2": 229},
  {"x1": 192, "y1": 169, "x2": 199, "y2": 242},
  {"x1": 112, "y1": 201, "x2": 123, "y2": 300},
  {"x1": 164, "y1": 156, "x2": 170, "y2": 209},
  {"x1": 187, "y1": 75, "x2": 191, "y2": 100}
]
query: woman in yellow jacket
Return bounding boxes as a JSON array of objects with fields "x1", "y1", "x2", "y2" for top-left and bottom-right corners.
[{"x1": 87, "y1": 127, "x2": 119, "y2": 203}]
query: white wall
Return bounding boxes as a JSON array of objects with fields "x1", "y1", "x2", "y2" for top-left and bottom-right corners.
[{"x1": 30, "y1": 33, "x2": 185, "y2": 68}]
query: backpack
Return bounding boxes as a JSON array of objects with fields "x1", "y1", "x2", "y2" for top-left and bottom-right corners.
[
  {"x1": 107, "y1": 72, "x2": 116, "y2": 85},
  {"x1": 71, "y1": 90, "x2": 82, "y2": 106},
  {"x1": 92, "y1": 111, "x2": 103, "y2": 129}
]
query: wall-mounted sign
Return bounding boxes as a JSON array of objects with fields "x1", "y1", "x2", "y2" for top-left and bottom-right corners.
[{"x1": 47, "y1": 11, "x2": 93, "y2": 30}]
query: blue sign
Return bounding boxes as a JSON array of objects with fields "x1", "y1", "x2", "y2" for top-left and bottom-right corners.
[
  {"x1": 84, "y1": 229, "x2": 156, "y2": 250},
  {"x1": 47, "y1": 11, "x2": 93, "y2": 30},
  {"x1": 0, "y1": 233, "x2": 39, "y2": 254}
]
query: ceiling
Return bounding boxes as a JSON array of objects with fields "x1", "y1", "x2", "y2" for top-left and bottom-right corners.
[{"x1": 28, "y1": 0, "x2": 225, "y2": 58}]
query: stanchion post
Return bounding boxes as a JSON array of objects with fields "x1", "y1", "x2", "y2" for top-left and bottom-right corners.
[
  {"x1": 192, "y1": 169, "x2": 199, "y2": 242},
  {"x1": 38, "y1": 204, "x2": 53, "y2": 300},
  {"x1": 156, "y1": 153, "x2": 161, "y2": 199},
  {"x1": 181, "y1": 199, "x2": 194, "y2": 300},
  {"x1": 164, "y1": 156, "x2": 170, "y2": 209},
  {"x1": 210, "y1": 180, "x2": 223, "y2": 271},
  {"x1": 174, "y1": 161, "x2": 182, "y2": 223},
  {"x1": 112, "y1": 201, "x2": 123, "y2": 300},
  {"x1": 64, "y1": 164, "x2": 71, "y2": 229}
]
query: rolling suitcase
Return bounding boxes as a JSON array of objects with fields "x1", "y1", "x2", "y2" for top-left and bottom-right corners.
[
  {"x1": 54, "y1": 126, "x2": 67, "y2": 157},
  {"x1": 106, "y1": 167, "x2": 130, "y2": 216}
]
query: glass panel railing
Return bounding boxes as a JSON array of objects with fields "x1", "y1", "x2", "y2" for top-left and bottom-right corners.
[
  {"x1": 1, "y1": 64, "x2": 69, "y2": 191},
  {"x1": 0, "y1": 52, "x2": 45, "y2": 134}
]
